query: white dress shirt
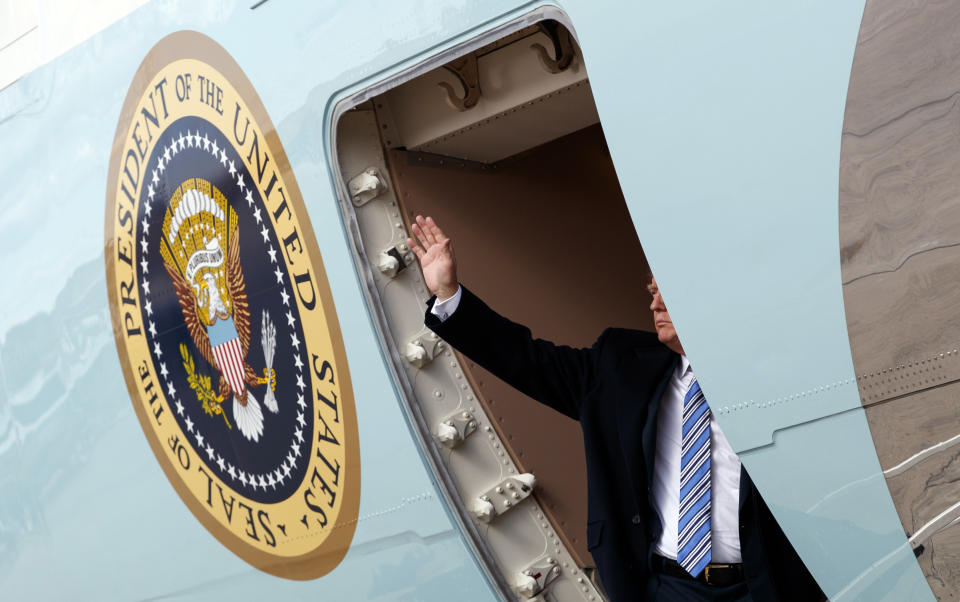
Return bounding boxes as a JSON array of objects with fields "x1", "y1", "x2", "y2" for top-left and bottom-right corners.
[{"x1": 430, "y1": 286, "x2": 742, "y2": 562}]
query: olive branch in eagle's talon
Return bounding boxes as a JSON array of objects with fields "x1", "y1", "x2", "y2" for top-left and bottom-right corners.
[{"x1": 180, "y1": 343, "x2": 232, "y2": 429}]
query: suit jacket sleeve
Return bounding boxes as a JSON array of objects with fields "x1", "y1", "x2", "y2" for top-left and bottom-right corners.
[{"x1": 425, "y1": 285, "x2": 597, "y2": 420}]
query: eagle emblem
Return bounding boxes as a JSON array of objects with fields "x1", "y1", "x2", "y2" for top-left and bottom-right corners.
[
  {"x1": 160, "y1": 179, "x2": 278, "y2": 442},
  {"x1": 107, "y1": 41, "x2": 362, "y2": 577}
]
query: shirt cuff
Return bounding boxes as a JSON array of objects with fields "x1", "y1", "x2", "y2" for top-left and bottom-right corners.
[{"x1": 430, "y1": 285, "x2": 463, "y2": 322}]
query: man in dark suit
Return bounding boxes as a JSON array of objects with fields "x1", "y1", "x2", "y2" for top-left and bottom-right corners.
[{"x1": 408, "y1": 215, "x2": 824, "y2": 601}]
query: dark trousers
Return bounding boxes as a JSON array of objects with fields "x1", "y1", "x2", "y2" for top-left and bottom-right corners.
[{"x1": 652, "y1": 573, "x2": 753, "y2": 602}]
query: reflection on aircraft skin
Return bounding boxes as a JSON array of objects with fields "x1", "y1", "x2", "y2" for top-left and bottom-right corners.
[
  {"x1": 0, "y1": 374, "x2": 10, "y2": 454},
  {"x1": 132, "y1": 530, "x2": 465, "y2": 600},
  {"x1": 806, "y1": 429, "x2": 960, "y2": 548},
  {"x1": 0, "y1": 258, "x2": 112, "y2": 577},
  {"x1": 830, "y1": 544, "x2": 910, "y2": 602},
  {"x1": 805, "y1": 473, "x2": 880, "y2": 515},
  {"x1": 0, "y1": 259, "x2": 111, "y2": 457}
]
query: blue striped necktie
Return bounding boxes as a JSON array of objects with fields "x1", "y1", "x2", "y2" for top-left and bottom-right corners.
[{"x1": 678, "y1": 378, "x2": 712, "y2": 577}]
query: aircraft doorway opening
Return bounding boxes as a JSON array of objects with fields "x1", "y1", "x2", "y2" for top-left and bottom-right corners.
[{"x1": 334, "y1": 15, "x2": 651, "y2": 600}]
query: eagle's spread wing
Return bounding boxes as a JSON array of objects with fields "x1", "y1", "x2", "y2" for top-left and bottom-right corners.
[
  {"x1": 226, "y1": 227, "x2": 252, "y2": 357},
  {"x1": 164, "y1": 262, "x2": 215, "y2": 367}
]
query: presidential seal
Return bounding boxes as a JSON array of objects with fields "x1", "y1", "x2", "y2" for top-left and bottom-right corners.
[{"x1": 104, "y1": 32, "x2": 360, "y2": 579}]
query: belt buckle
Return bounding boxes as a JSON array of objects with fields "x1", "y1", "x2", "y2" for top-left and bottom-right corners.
[{"x1": 703, "y1": 563, "x2": 734, "y2": 586}]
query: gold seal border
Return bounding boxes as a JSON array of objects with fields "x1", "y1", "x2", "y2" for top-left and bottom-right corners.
[{"x1": 104, "y1": 31, "x2": 361, "y2": 580}]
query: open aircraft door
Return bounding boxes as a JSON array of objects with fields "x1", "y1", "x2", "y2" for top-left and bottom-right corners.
[{"x1": 331, "y1": 2, "x2": 960, "y2": 600}]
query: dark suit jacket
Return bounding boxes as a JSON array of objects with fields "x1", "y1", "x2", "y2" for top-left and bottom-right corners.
[{"x1": 426, "y1": 286, "x2": 824, "y2": 602}]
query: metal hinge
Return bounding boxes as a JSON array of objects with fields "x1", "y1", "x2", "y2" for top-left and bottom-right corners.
[
  {"x1": 471, "y1": 473, "x2": 536, "y2": 522},
  {"x1": 516, "y1": 556, "x2": 561, "y2": 599},
  {"x1": 436, "y1": 410, "x2": 478, "y2": 448},
  {"x1": 404, "y1": 328, "x2": 443, "y2": 368},
  {"x1": 348, "y1": 167, "x2": 387, "y2": 205},
  {"x1": 377, "y1": 245, "x2": 410, "y2": 278}
]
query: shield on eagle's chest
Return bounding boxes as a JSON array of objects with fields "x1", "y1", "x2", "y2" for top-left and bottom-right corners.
[{"x1": 209, "y1": 317, "x2": 246, "y2": 398}]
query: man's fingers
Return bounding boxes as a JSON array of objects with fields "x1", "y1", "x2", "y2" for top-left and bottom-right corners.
[
  {"x1": 417, "y1": 215, "x2": 438, "y2": 246},
  {"x1": 411, "y1": 216, "x2": 452, "y2": 262},
  {"x1": 411, "y1": 222, "x2": 428, "y2": 249},
  {"x1": 425, "y1": 216, "x2": 448, "y2": 244},
  {"x1": 407, "y1": 238, "x2": 426, "y2": 259}
]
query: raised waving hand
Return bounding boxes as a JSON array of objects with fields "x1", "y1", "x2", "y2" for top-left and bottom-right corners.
[{"x1": 407, "y1": 215, "x2": 459, "y2": 301}]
